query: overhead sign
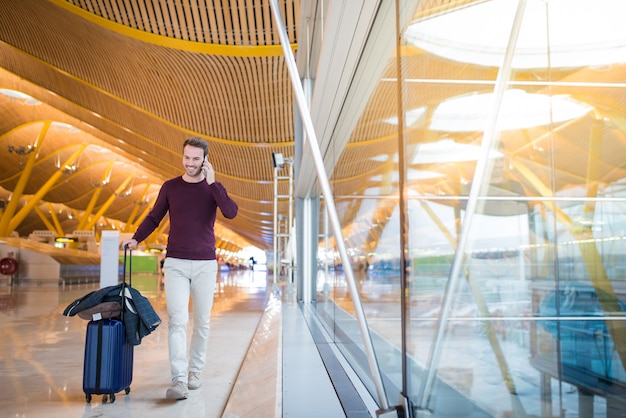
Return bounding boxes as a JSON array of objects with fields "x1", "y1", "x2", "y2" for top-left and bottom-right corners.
[{"x1": 55, "y1": 237, "x2": 79, "y2": 243}]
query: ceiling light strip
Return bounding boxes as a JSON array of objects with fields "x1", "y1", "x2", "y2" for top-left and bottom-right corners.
[{"x1": 382, "y1": 78, "x2": 626, "y2": 88}]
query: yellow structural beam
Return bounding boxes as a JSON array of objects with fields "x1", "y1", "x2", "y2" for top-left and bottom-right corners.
[
  {"x1": 0, "y1": 121, "x2": 50, "y2": 236},
  {"x1": 123, "y1": 183, "x2": 153, "y2": 232},
  {"x1": 77, "y1": 162, "x2": 114, "y2": 231},
  {"x1": 34, "y1": 205, "x2": 58, "y2": 236},
  {"x1": 583, "y1": 118, "x2": 603, "y2": 216},
  {"x1": 8, "y1": 144, "x2": 87, "y2": 234},
  {"x1": 420, "y1": 200, "x2": 457, "y2": 248},
  {"x1": 129, "y1": 202, "x2": 154, "y2": 233},
  {"x1": 511, "y1": 159, "x2": 626, "y2": 370},
  {"x1": 83, "y1": 175, "x2": 134, "y2": 232},
  {"x1": 47, "y1": 202, "x2": 64, "y2": 236},
  {"x1": 145, "y1": 218, "x2": 170, "y2": 247}
]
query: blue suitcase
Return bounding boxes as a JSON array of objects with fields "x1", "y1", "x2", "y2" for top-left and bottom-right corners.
[
  {"x1": 83, "y1": 318, "x2": 134, "y2": 403},
  {"x1": 82, "y1": 246, "x2": 134, "y2": 403}
]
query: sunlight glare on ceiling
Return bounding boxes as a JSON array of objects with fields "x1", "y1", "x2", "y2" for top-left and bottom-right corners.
[
  {"x1": 430, "y1": 90, "x2": 593, "y2": 132},
  {"x1": 0, "y1": 89, "x2": 41, "y2": 105},
  {"x1": 405, "y1": 0, "x2": 626, "y2": 69},
  {"x1": 411, "y1": 139, "x2": 503, "y2": 164}
]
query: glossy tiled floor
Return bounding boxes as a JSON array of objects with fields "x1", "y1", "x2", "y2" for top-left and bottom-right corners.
[{"x1": 0, "y1": 269, "x2": 270, "y2": 418}]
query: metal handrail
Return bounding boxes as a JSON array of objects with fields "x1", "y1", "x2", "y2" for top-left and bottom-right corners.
[{"x1": 268, "y1": 0, "x2": 390, "y2": 411}]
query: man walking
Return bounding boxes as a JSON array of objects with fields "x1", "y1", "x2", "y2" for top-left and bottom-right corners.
[{"x1": 123, "y1": 136, "x2": 238, "y2": 400}]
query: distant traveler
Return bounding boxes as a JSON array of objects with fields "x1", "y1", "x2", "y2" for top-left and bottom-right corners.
[{"x1": 123, "y1": 137, "x2": 238, "y2": 400}]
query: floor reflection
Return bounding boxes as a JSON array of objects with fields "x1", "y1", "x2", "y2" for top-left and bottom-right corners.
[{"x1": 0, "y1": 268, "x2": 269, "y2": 418}]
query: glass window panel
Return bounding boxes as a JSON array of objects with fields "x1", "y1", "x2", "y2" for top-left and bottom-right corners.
[
  {"x1": 401, "y1": 0, "x2": 626, "y2": 416},
  {"x1": 314, "y1": 0, "x2": 626, "y2": 416}
]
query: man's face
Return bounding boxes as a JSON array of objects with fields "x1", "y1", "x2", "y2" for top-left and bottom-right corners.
[{"x1": 183, "y1": 145, "x2": 205, "y2": 177}]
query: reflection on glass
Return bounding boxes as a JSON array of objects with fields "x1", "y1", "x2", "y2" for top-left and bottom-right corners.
[
  {"x1": 405, "y1": 0, "x2": 626, "y2": 69},
  {"x1": 315, "y1": 0, "x2": 626, "y2": 417},
  {"x1": 429, "y1": 90, "x2": 592, "y2": 132}
]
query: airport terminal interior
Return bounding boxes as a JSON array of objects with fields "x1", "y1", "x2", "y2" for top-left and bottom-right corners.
[{"x1": 1, "y1": 0, "x2": 626, "y2": 417}]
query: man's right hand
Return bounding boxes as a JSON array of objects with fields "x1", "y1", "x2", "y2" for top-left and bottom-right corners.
[{"x1": 122, "y1": 238, "x2": 138, "y2": 249}]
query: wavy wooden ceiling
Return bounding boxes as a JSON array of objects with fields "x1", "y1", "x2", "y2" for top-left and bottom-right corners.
[
  {"x1": 0, "y1": 0, "x2": 300, "y2": 251},
  {"x1": 1, "y1": 0, "x2": 625, "y2": 255}
]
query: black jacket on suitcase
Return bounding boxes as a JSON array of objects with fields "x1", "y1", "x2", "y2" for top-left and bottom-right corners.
[{"x1": 63, "y1": 283, "x2": 161, "y2": 345}]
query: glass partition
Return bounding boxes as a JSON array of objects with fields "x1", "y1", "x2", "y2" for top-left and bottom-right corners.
[{"x1": 313, "y1": 1, "x2": 626, "y2": 416}]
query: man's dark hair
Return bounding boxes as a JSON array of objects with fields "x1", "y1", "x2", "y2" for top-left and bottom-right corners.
[{"x1": 183, "y1": 137, "x2": 208, "y2": 157}]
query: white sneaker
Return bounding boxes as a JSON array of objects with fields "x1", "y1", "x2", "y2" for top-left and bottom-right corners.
[
  {"x1": 188, "y1": 371, "x2": 202, "y2": 390},
  {"x1": 166, "y1": 380, "x2": 188, "y2": 400}
]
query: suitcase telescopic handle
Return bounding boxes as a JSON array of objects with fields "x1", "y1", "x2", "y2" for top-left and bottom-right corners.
[{"x1": 123, "y1": 244, "x2": 132, "y2": 287}]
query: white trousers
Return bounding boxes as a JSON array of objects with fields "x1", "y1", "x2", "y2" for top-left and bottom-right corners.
[{"x1": 163, "y1": 257, "x2": 218, "y2": 384}]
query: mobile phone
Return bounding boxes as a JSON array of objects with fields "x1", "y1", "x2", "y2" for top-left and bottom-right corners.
[{"x1": 202, "y1": 156, "x2": 208, "y2": 176}]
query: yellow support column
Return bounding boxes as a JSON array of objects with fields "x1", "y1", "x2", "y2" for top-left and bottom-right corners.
[
  {"x1": 128, "y1": 203, "x2": 154, "y2": 232},
  {"x1": 77, "y1": 162, "x2": 114, "y2": 231},
  {"x1": 7, "y1": 144, "x2": 87, "y2": 234},
  {"x1": 33, "y1": 205, "x2": 61, "y2": 236},
  {"x1": 123, "y1": 183, "x2": 152, "y2": 231},
  {"x1": 0, "y1": 121, "x2": 50, "y2": 236},
  {"x1": 47, "y1": 202, "x2": 65, "y2": 236},
  {"x1": 511, "y1": 158, "x2": 626, "y2": 370},
  {"x1": 583, "y1": 118, "x2": 603, "y2": 216},
  {"x1": 145, "y1": 218, "x2": 170, "y2": 247},
  {"x1": 82, "y1": 175, "x2": 134, "y2": 231}
]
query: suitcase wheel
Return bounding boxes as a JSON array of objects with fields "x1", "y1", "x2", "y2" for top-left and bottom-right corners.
[
  {"x1": 125, "y1": 387, "x2": 130, "y2": 394},
  {"x1": 85, "y1": 393, "x2": 92, "y2": 403},
  {"x1": 102, "y1": 393, "x2": 116, "y2": 403}
]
